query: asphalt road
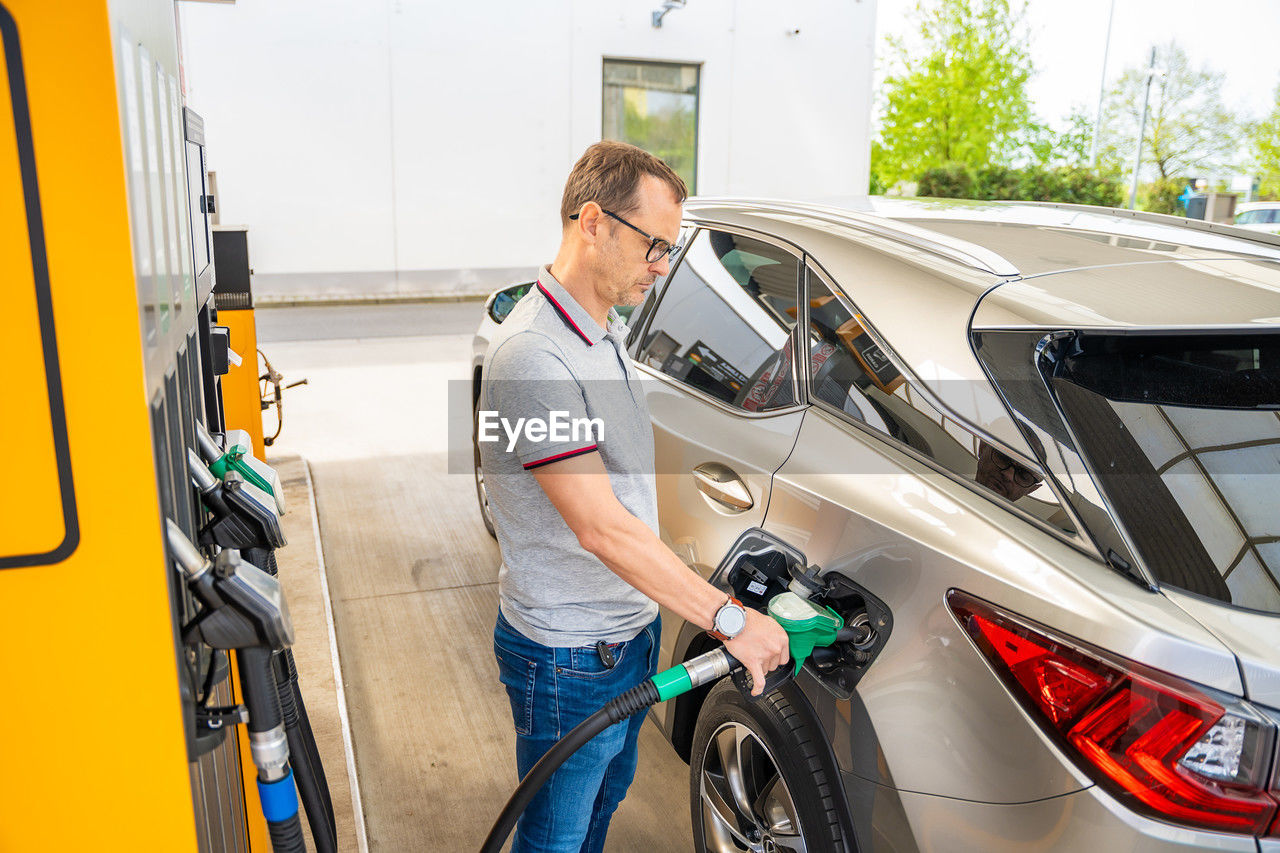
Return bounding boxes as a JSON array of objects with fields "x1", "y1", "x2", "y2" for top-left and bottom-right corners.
[{"x1": 256, "y1": 301, "x2": 483, "y2": 343}]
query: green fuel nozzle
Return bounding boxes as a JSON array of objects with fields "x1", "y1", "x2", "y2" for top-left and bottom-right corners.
[
  {"x1": 196, "y1": 423, "x2": 286, "y2": 514},
  {"x1": 767, "y1": 591, "x2": 844, "y2": 676},
  {"x1": 650, "y1": 591, "x2": 844, "y2": 703}
]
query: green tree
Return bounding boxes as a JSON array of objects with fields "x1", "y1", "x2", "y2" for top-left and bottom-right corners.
[
  {"x1": 873, "y1": 0, "x2": 1038, "y2": 187},
  {"x1": 1055, "y1": 107, "x2": 1095, "y2": 168},
  {"x1": 1098, "y1": 41, "x2": 1240, "y2": 181},
  {"x1": 1019, "y1": 106, "x2": 1095, "y2": 169},
  {"x1": 1248, "y1": 83, "x2": 1280, "y2": 198}
]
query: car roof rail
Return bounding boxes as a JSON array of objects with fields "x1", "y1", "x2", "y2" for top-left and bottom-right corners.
[
  {"x1": 1008, "y1": 201, "x2": 1280, "y2": 257},
  {"x1": 687, "y1": 196, "x2": 1022, "y2": 278}
]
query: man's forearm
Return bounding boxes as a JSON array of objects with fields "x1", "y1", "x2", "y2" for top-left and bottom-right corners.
[{"x1": 579, "y1": 507, "x2": 724, "y2": 632}]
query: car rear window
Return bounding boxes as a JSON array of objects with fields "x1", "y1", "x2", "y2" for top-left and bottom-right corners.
[{"x1": 980, "y1": 330, "x2": 1280, "y2": 613}]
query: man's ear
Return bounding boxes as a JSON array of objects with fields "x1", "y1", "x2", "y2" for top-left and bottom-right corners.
[{"x1": 576, "y1": 203, "x2": 603, "y2": 243}]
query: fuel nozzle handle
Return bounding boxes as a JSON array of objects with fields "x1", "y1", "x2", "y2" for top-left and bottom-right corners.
[
  {"x1": 646, "y1": 646, "x2": 795, "y2": 703},
  {"x1": 650, "y1": 646, "x2": 739, "y2": 703}
]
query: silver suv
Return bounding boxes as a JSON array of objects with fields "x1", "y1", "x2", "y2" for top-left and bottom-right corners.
[{"x1": 472, "y1": 198, "x2": 1280, "y2": 852}]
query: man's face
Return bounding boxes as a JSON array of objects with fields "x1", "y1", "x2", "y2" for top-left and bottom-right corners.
[
  {"x1": 975, "y1": 442, "x2": 1042, "y2": 502},
  {"x1": 593, "y1": 175, "x2": 683, "y2": 308}
]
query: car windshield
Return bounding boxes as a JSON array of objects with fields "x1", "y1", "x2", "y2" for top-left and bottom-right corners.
[{"x1": 978, "y1": 330, "x2": 1280, "y2": 613}]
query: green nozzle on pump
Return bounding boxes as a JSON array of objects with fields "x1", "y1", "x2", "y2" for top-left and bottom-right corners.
[
  {"x1": 650, "y1": 591, "x2": 842, "y2": 702},
  {"x1": 201, "y1": 427, "x2": 286, "y2": 515},
  {"x1": 767, "y1": 591, "x2": 843, "y2": 676}
]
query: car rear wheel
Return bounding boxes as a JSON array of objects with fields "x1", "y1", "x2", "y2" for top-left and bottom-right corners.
[
  {"x1": 691, "y1": 680, "x2": 847, "y2": 853},
  {"x1": 473, "y1": 406, "x2": 496, "y2": 539}
]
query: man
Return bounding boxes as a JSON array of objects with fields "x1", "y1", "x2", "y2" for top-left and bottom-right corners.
[
  {"x1": 479, "y1": 140, "x2": 790, "y2": 852},
  {"x1": 975, "y1": 440, "x2": 1043, "y2": 503}
]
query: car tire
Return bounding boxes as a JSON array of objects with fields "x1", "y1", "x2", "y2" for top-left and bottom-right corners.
[
  {"x1": 690, "y1": 679, "x2": 847, "y2": 853},
  {"x1": 473, "y1": 405, "x2": 497, "y2": 539}
]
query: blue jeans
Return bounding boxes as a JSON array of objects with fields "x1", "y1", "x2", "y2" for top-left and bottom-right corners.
[{"x1": 493, "y1": 611, "x2": 661, "y2": 853}]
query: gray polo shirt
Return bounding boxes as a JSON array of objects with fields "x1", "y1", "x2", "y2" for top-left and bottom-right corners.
[{"x1": 479, "y1": 267, "x2": 659, "y2": 647}]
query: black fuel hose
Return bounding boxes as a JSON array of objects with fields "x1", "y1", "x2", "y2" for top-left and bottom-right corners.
[
  {"x1": 278, "y1": 655, "x2": 337, "y2": 853},
  {"x1": 239, "y1": 647, "x2": 307, "y2": 853},
  {"x1": 268, "y1": 811, "x2": 307, "y2": 852},
  {"x1": 480, "y1": 680, "x2": 661, "y2": 853},
  {"x1": 246, "y1": 547, "x2": 338, "y2": 853}
]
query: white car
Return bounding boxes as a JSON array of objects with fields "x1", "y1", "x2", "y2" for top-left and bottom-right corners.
[
  {"x1": 1235, "y1": 202, "x2": 1280, "y2": 235},
  {"x1": 473, "y1": 198, "x2": 1280, "y2": 852}
]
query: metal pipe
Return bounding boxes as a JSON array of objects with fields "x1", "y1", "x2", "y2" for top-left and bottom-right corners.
[
  {"x1": 188, "y1": 448, "x2": 219, "y2": 492},
  {"x1": 683, "y1": 647, "x2": 736, "y2": 688},
  {"x1": 1127, "y1": 47, "x2": 1159, "y2": 210},
  {"x1": 165, "y1": 519, "x2": 209, "y2": 581},
  {"x1": 1089, "y1": 0, "x2": 1116, "y2": 166},
  {"x1": 195, "y1": 421, "x2": 222, "y2": 463}
]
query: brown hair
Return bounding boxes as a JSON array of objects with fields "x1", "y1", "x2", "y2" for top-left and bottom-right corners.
[{"x1": 559, "y1": 140, "x2": 688, "y2": 226}]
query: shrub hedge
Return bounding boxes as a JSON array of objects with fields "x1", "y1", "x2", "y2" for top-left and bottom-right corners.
[
  {"x1": 916, "y1": 163, "x2": 1123, "y2": 207},
  {"x1": 1140, "y1": 178, "x2": 1187, "y2": 215}
]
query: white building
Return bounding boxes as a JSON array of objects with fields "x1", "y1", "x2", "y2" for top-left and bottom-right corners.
[{"x1": 178, "y1": 0, "x2": 877, "y2": 301}]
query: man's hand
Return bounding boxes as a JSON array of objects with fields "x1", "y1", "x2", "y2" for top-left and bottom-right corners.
[{"x1": 723, "y1": 609, "x2": 790, "y2": 696}]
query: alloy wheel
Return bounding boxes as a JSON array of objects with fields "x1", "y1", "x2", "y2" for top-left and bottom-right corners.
[
  {"x1": 473, "y1": 446, "x2": 496, "y2": 536},
  {"x1": 699, "y1": 721, "x2": 807, "y2": 853}
]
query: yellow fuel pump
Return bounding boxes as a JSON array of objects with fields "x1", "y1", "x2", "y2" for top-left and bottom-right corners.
[{"x1": 0, "y1": 1, "x2": 299, "y2": 849}]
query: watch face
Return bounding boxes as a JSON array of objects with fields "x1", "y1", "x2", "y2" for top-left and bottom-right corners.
[{"x1": 719, "y1": 604, "x2": 747, "y2": 636}]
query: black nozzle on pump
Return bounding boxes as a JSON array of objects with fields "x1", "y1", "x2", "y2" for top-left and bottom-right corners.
[
  {"x1": 185, "y1": 451, "x2": 335, "y2": 853},
  {"x1": 178, "y1": 547, "x2": 295, "y2": 653},
  {"x1": 166, "y1": 522, "x2": 308, "y2": 853}
]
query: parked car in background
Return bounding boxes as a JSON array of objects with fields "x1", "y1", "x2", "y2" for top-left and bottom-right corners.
[
  {"x1": 471, "y1": 281, "x2": 635, "y2": 537},
  {"x1": 1235, "y1": 201, "x2": 1280, "y2": 236},
  {"x1": 474, "y1": 198, "x2": 1280, "y2": 852},
  {"x1": 472, "y1": 281, "x2": 533, "y2": 537}
]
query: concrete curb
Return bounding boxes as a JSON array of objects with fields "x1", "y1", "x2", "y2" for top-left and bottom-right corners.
[
  {"x1": 256, "y1": 293, "x2": 489, "y2": 308},
  {"x1": 300, "y1": 458, "x2": 370, "y2": 853}
]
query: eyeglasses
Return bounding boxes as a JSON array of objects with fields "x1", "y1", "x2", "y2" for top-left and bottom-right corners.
[
  {"x1": 569, "y1": 208, "x2": 682, "y2": 263},
  {"x1": 990, "y1": 449, "x2": 1042, "y2": 489}
]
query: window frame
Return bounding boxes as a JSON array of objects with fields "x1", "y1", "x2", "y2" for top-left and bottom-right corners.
[
  {"x1": 626, "y1": 224, "x2": 695, "y2": 352},
  {"x1": 629, "y1": 222, "x2": 808, "y2": 420},
  {"x1": 977, "y1": 325, "x2": 1280, "y2": 602},
  {"x1": 801, "y1": 260, "x2": 1100, "y2": 558},
  {"x1": 601, "y1": 57, "x2": 701, "y2": 194}
]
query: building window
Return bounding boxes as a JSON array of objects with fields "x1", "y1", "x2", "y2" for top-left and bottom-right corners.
[{"x1": 602, "y1": 59, "x2": 699, "y2": 193}]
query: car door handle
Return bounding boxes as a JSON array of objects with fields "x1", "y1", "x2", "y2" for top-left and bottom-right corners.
[{"x1": 692, "y1": 463, "x2": 753, "y2": 511}]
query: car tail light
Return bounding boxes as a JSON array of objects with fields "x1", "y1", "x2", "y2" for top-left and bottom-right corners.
[{"x1": 947, "y1": 590, "x2": 1279, "y2": 837}]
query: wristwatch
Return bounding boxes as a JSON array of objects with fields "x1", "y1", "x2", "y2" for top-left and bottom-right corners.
[{"x1": 708, "y1": 595, "x2": 748, "y2": 641}]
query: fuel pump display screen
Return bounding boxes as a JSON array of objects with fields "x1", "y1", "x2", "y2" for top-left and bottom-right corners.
[{"x1": 0, "y1": 10, "x2": 77, "y2": 568}]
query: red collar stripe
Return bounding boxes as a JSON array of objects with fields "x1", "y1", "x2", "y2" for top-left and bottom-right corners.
[
  {"x1": 537, "y1": 283, "x2": 595, "y2": 346},
  {"x1": 522, "y1": 444, "x2": 599, "y2": 470}
]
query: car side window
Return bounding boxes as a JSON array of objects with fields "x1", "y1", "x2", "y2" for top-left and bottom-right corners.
[
  {"x1": 805, "y1": 265, "x2": 1078, "y2": 535},
  {"x1": 637, "y1": 229, "x2": 800, "y2": 411},
  {"x1": 626, "y1": 225, "x2": 695, "y2": 349}
]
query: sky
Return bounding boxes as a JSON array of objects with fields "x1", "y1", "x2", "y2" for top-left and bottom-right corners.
[{"x1": 875, "y1": 0, "x2": 1280, "y2": 130}]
